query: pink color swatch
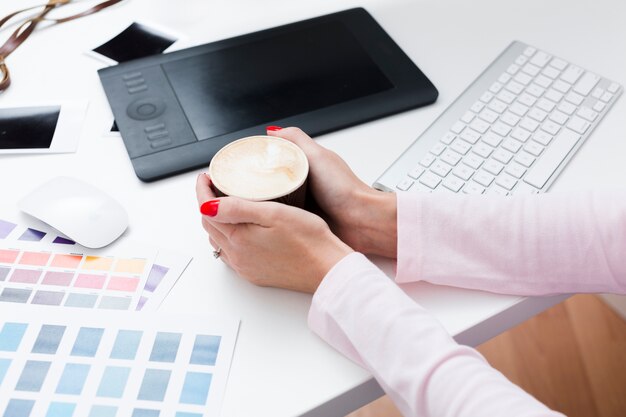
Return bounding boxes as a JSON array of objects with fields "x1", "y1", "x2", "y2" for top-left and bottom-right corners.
[
  {"x1": 0, "y1": 249, "x2": 20, "y2": 263},
  {"x1": 74, "y1": 274, "x2": 106, "y2": 289},
  {"x1": 42, "y1": 271, "x2": 74, "y2": 286},
  {"x1": 107, "y1": 276, "x2": 140, "y2": 292},
  {"x1": 19, "y1": 251, "x2": 51, "y2": 266},
  {"x1": 51, "y1": 254, "x2": 83, "y2": 269},
  {"x1": 9, "y1": 269, "x2": 42, "y2": 284}
]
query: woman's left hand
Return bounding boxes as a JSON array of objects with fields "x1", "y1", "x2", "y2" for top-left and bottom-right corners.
[{"x1": 195, "y1": 173, "x2": 353, "y2": 293}]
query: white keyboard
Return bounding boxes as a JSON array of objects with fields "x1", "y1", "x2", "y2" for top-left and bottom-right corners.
[{"x1": 374, "y1": 41, "x2": 622, "y2": 195}]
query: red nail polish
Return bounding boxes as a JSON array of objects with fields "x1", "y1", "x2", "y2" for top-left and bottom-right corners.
[
  {"x1": 266, "y1": 125, "x2": 282, "y2": 131},
  {"x1": 200, "y1": 200, "x2": 220, "y2": 217}
]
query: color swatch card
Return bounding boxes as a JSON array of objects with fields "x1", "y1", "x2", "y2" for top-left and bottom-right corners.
[
  {"x1": 0, "y1": 240, "x2": 155, "y2": 311},
  {"x1": 0, "y1": 304, "x2": 239, "y2": 417},
  {"x1": 0, "y1": 218, "x2": 191, "y2": 311}
]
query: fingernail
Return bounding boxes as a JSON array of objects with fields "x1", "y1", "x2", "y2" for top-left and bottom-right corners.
[
  {"x1": 266, "y1": 125, "x2": 282, "y2": 131},
  {"x1": 200, "y1": 199, "x2": 220, "y2": 217}
]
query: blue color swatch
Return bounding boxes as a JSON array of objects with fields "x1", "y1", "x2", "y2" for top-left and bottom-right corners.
[
  {"x1": 97, "y1": 366, "x2": 130, "y2": 398},
  {"x1": 149, "y1": 332, "x2": 181, "y2": 363},
  {"x1": 15, "y1": 360, "x2": 51, "y2": 391},
  {"x1": 190, "y1": 335, "x2": 221, "y2": 366},
  {"x1": 45, "y1": 402, "x2": 76, "y2": 417},
  {"x1": 138, "y1": 369, "x2": 171, "y2": 401},
  {"x1": 18, "y1": 228, "x2": 47, "y2": 242},
  {"x1": 71, "y1": 327, "x2": 104, "y2": 357},
  {"x1": 0, "y1": 266, "x2": 10, "y2": 281},
  {"x1": 64, "y1": 293, "x2": 97, "y2": 308},
  {"x1": 179, "y1": 372, "x2": 212, "y2": 405},
  {"x1": 56, "y1": 363, "x2": 90, "y2": 395},
  {"x1": 0, "y1": 288, "x2": 31, "y2": 303},
  {"x1": 131, "y1": 410, "x2": 159, "y2": 417},
  {"x1": 0, "y1": 358, "x2": 10, "y2": 384},
  {"x1": 0, "y1": 322, "x2": 27, "y2": 351},
  {"x1": 110, "y1": 330, "x2": 142, "y2": 360},
  {"x1": 53, "y1": 236, "x2": 75, "y2": 245},
  {"x1": 3, "y1": 399, "x2": 35, "y2": 417},
  {"x1": 88, "y1": 405, "x2": 118, "y2": 417},
  {"x1": 175, "y1": 413, "x2": 202, "y2": 417},
  {"x1": 32, "y1": 325, "x2": 66, "y2": 354}
]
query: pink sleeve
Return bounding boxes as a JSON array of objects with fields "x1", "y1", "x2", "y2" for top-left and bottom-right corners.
[
  {"x1": 309, "y1": 252, "x2": 563, "y2": 417},
  {"x1": 396, "y1": 192, "x2": 626, "y2": 295}
]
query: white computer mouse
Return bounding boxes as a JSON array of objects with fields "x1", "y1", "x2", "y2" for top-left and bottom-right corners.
[{"x1": 18, "y1": 176, "x2": 129, "y2": 249}]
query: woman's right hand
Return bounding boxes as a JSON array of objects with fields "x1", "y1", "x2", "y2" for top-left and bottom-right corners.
[{"x1": 267, "y1": 127, "x2": 397, "y2": 258}]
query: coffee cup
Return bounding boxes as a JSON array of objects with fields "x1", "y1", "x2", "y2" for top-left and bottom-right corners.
[{"x1": 208, "y1": 135, "x2": 309, "y2": 208}]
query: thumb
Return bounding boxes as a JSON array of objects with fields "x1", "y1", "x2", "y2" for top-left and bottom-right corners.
[
  {"x1": 200, "y1": 197, "x2": 273, "y2": 226},
  {"x1": 267, "y1": 127, "x2": 322, "y2": 157}
]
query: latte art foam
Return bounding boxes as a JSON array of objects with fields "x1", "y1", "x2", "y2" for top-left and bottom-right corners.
[{"x1": 209, "y1": 136, "x2": 309, "y2": 201}]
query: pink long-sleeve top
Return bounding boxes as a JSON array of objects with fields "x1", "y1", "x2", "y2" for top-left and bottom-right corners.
[{"x1": 308, "y1": 192, "x2": 626, "y2": 417}]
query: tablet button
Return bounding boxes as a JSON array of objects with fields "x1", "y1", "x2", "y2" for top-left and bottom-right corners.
[{"x1": 127, "y1": 98, "x2": 166, "y2": 120}]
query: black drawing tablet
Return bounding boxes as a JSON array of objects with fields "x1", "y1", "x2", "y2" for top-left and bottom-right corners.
[{"x1": 98, "y1": 8, "x2": 438, "y2": 181}]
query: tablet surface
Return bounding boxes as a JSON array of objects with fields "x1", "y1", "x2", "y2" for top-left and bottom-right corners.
[{"x1": 99, "y1": 8, "x2": 438, "y2": 181}]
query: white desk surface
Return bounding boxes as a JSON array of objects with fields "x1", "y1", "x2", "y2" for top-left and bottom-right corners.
[{"x1": 1, "y1": 0, "x2": 624, "y2": 416}]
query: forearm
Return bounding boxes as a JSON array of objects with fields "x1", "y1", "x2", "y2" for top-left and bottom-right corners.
[
  {"x1": 349, "y1": 189, "x2": 397, "y2": 258},
  {"x1": 309, "y1": 253, "x2": 562, "y2": 417},
  {"x1": 397, "y1": 191, "x2": 626, "y2": 295}
]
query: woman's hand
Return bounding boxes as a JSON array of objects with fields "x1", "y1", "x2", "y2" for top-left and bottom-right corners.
[
  {"x1": 267, "y1": 127, "x2": 397, "y2": 258},
  {"x1": 196, "y1": 174, "x2": 353, "y2": 293}
]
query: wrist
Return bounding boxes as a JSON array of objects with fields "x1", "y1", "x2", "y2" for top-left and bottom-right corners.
[{"x1": 349, "y1": 188, "x2": 397, "y2": 258}]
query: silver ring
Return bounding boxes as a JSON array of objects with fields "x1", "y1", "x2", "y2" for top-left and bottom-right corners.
[{"x1": 213, "y1": 247, "x2": 222, "y2": 259}]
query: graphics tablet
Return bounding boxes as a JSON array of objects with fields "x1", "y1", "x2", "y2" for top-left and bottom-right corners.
[{"x1": 98, "y1": 8, "x2": 438, "y2": 181}]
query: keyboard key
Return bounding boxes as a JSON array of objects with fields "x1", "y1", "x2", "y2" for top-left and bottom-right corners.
[
  {"x1": 502, "y1": 138, "x2": 522, "y2": 153},
  {"x1": 534, "y1": 74, "x2": 552, "y2": 88},
  {"x1": 451, "y1": 139, "x2": 471, "y2": 155},
  {"x1": 463, "y1": 182, "x2": 485, "y2": 195},
  {"x1": 522, "y1": 63, "x2": 541, "y2": 77},
  {"x1": 420, "y1": 153, "x2": 436, "y2": 168},
  {"x1": 536, "y1": 98, "x2": 556, "y2": 113},
  {"x1": 528, "y1": 108, "x2": 548, "y2": 122},
  {"x1": 471, "y1": 101, "x2": 486, "y2": 113},
  {"x1": 460, "y1": 129, "x2": 481, "y2": 144},
  {"x1": 550, "y1": 58, "x2": 568, "y2": 71},
  {"x1": 461, "y1": 111, "x2": 475, "y2": 123},
  {"x1": 507, "y1": 64, "x2": 520, "y2": 75},
  {"x1": 408, "y1": 166, "x2": 425, "y2": 179},
  {"x1": 493, "y1": 149, "x2": 514, "y2": 164},
  {"x1": 454, "y1": 164, "x2": 475, "y2": 181},
  {"x1": 474, "y1": 170, "x2": 495, "y2": 187},
  {"x1": 451, "y1": 121, "x2": 466, "y2": 134},
  {"x1": 591, "y1": 87, "x2": 604, "y2": 99},
  {"x1": 511, "y1": 128, "x2": 531, "y2": 143},
  {"x1": 514, "y1": 72, "x2": 533, "y2": 86},
  {"x1": 480, "y1": 91, "x2": 495, "y2": 103},
  {"x1": 474, "y1": 142, "x2": 494, "y2": 158},
  {"x1": 567, "y1": 116, "x2": 590, "y2": 134},
  {"x1": 482, "y1": 132, "x2": 503, "y2": 147},
  {"x1": 479, "y1": 109, "x2": 499, "y2": 123},
  {"x1": 463, "y1": 154, "x2": 484, "y2": 170},
  {"x1": 488, "y1": 99, "x2": 507, "y2": 114},
  {"x1": 505, "y1": 162, "x2": 527, "y2": 179},
  {"x1": 497, "y1": 90, "x2": 516, "y2": 104},
  {"x1": 501, "y1": 112, "x2": 521, "y2": 126},
  {"x1": 593, "y1": 101, "x2": 606, "y2": 112},
  {"x1": 518, "y1": 93, "x2": 537, "y2": 107},
  {"x1": 524, "y1": 142, "x2": 544, "y2": 157},
  {"x1": 523, "y1": 128, "x2": 580, "y2": 188},
  {"x1": 515, "y1": 55, "x2": 528, "y2": 66},
  {"x1": 557, "y1": 101, "x2": 577, "y2": 115},
  {"x1": 549, "y1": 110, "x2": 568, "y2": 125},
  {"x1": 608, "y1": 82, "x2": 620, "y2": 93},
  {"x1": 440, "y1": 150, "x2": 462, "y2": 166},
  {"x1": 573, "y1": 72, "x2": 600, "y2": 96},
  {"x1": 510, "y1": 102, "x2": 530, "y2": 116},
  {"x1": 542, "y1": 66, "x2": 561, "y2": 79},
  {"x1": 601, "y1": 92, "x2": 613, "y2": 102},
  {"x1": 526, "y1": 84, "x2": 545, "y2": 97},
  {"x1": 506, "y1": 81, "x2": 525, "y2": 95},
  {"x1": 397, "y1": 178, "x2": 414, "y2": 191},
  {"x1": 565, "y1": 92, "x2": 584, "y2": 105},
  {"x1": 430, "y1": 142, "x2": 447, "y2": 156},
  {"x1": 419, "y1": 172, "x2": 442, "y2": 189},
  {"x1": 530, "y1": 51, "x2": 551, "y2": 67},
  {"x1": 523, "y1": 46, "x2": 536, "y2": 56},
  {"x1": 519, "y1": 117, "x2": 540, "y2": 132},
  {"x1": 495, "y1": 173, "x2": 518, "y2": 190},
  {"x1": 483, "y1": 160, "x2": 504, "y2": 175},
  {"x1": 442, "y1": 176, "x2": 464, "y2": 192},
  {"x1": 430, "y1": 161, "x2": 452, "y2": 177},
  {"x1": 470, "y1": 119, "x2": 490, "y2": 134},
  {"x1": 533, "y1": 130, "x2": 553, "y2": 146},
  {"x1": 441, "y1": 132, "x2": 457, "y2": 145},
  {"x1": 545, "y1": 89, "x2": 564, "y2": 103},
  {"x1": 541, "y1": 121, "x2": 561, "y2": 135},
  {"x1": 552, "y1": 80, "x2": 571, "y2": 93},
  {"x1": 492, "y1": 122, "x2": 512, "y2": 136},
  {"x1": 577, "y1": 107, "x2": 598, "y2": 122},
  {"x1": 489, "y1": 82, "x2": 503, "y2": 94},
  {"x1": 498, "y1": 73, "x2": 512, "y2": 84},
  {"x1": 514, "y1": 151, "x2": 536, "y2": 167},
  {"x1": 561, "y1": 65, "x2": 584, "y2": 84}
]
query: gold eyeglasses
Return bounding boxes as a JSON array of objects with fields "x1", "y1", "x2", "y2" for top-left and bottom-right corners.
[{"x1": 0, "y1": 0, "x2": 125, "y2": 92}]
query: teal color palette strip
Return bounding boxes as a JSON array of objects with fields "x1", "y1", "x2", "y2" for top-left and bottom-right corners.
[
  {"x1": 190, "y1": 335, "x2": 221, "y2": 366},
  {"x1": 110, "y1": 330, "x2": 142, "y2": 360},
  {"x1": 137, "y1": 369, "x2": 171, "y2": 401},
  {"x1": 3, "y1": 399, "x2": 35, "y2": 417},
  {"x1": 131, "y1": 409, "x2": 160, "y2": 417},
  {"x1": 56, "y1": 363, "x2": 90, "y2": 395},
  {"x1": 97, "y1": 366, "x2": 130, "y2": 398},
  {"x1": 179, "y1": 372, "x2": 212, "y2": 405},
  {"x1": 45, "y1": 402, "x2": 76, "y2": 417},
  {"x1": 88, "y1": 405, "x2": 117, "y2": 417},
  {"x1": 149, "y1": 332, "x2": 181, "y2": 363},
  {"x1": 32, "y1": 325, "x2": 66, "y2": 354},
  {"x1": 15, "y1": 360, "x2": 52, "y2": 391},
  {"x1": 0, "y1": 322, "x2": 27, "y2": 351},
  {"x1": 71, "y1": 327, "x2": 104, "y2": 357}
]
